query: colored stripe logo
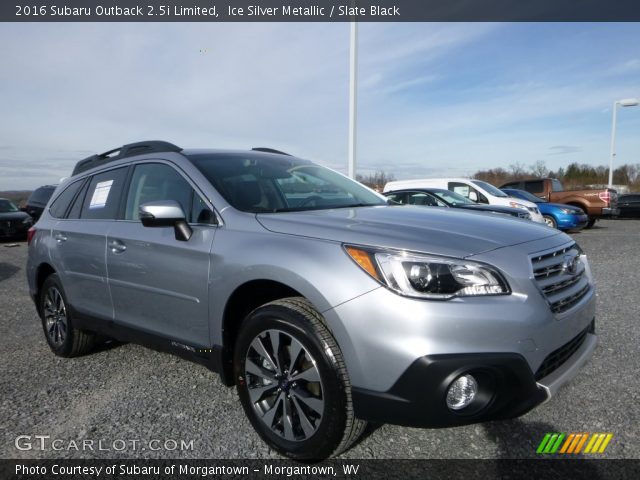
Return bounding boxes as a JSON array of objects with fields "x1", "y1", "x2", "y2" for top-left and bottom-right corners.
[{"x1": 537, "y1": 433, "x2": 613, "y2": 454}]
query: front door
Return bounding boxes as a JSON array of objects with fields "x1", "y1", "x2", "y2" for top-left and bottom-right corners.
[{"x1": 106, "y1": 162, "x2": 216, "y2": 347}]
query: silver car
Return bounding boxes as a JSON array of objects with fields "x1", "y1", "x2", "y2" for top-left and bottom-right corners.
[{"x1": 26, "y1": 141, "x2": 597, "y2": 459}]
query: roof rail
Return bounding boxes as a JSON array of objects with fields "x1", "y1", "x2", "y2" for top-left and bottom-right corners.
[
  {"x1": 251, "y1": 147, "x2": 291, "y2": 156},
  {"x1": 72, "y1": 141, "x2": 182, "y2": 175}
]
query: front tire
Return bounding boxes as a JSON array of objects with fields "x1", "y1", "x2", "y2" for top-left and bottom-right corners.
[
  {"x1": 234, "y1": 297, "x2": 365, "y2": 460},
  {"x1": 543, "y1": 215, "x2": 557, "y2": 229},
  {"x1": 39, "y1": 274, "x2": 95, "y2": 357}
]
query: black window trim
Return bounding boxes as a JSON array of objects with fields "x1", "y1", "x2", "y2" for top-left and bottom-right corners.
[{"x1": 48, "y1": 177, "x2": 88, "y2": 220}]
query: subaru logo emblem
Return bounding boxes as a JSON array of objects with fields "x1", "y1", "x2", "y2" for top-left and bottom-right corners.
[{"x1": 562, "y1": 254, "x2": 580, "y2": 276}]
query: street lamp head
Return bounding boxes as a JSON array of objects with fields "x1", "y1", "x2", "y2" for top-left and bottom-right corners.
[{"x1": 618, "y1": 98, "x2": 639, "y2": 107}]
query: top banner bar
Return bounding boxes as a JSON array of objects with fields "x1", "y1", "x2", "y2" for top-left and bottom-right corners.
[{"x1": 4, "y1": 0, "x2": 640, "y2": 22}]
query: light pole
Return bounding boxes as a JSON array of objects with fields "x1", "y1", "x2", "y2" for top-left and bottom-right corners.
[
  {"x1": 348, "y1": 20, "x2": 358, "y2": 179},
  {"x1": 608, "y1": 98, "x2": 639, "y2": 188}
]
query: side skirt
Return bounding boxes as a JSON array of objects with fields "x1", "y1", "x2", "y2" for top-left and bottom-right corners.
[{"x1": 69, "y1": 307, "x2": 225, "y2": 379}]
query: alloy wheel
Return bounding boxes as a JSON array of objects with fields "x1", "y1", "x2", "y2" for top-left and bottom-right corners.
[
  {"x1": 244, "y1": 329, "x2": 324, "y2": 442},
  {"x1": 43, "y1": 287, "x2": 67, "y2": 347}
]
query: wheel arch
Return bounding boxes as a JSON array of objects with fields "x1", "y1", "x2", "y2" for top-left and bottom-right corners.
[
  {"x1": 34, "y1": 263, "x2": 56, "y2": 314},
  {"x1": 219, "y1": 279, "x2": 307, "y2": 385}
]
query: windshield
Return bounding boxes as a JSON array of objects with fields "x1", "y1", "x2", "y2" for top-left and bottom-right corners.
[
  {"x1": 471, "y1": 180, "x2": 508, "y2": 198},
  {"x1": 505, "y1": 189, "x2": 544, "y2": 203},
  {"x1": 0, "y1": 199, "x2": 19, "y2": 213},
  {"x1": 430, "y1": 189, "x2": 476, "y2": 206},
  {"x1": 189, "y1": 153, "x2": 386, "y2": 213}
]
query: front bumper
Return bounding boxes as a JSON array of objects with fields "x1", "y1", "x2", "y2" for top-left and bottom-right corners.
[
  {"x1": 352, "y1": 321, "x2": 596, "y2": 428},
  {"x1": 557, "y1": 214, "x2": 589, "y2": 230}
]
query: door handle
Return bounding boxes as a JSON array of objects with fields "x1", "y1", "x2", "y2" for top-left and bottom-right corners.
[
  {"x1": 108, "y1": 239, "x2": 127, "y2": 254},
  {"x1": 54, "y1": 232, "x2": 67, "y2": 243}
]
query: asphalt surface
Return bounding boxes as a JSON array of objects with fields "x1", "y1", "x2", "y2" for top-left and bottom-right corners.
[{"x1": 0, "y1": 219, "x2": 638, "y2": 460}]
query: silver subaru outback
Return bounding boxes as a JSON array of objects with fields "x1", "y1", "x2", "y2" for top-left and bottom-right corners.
[{"x1": 26, "y1": 141, "x2": 597, "y2": 459}]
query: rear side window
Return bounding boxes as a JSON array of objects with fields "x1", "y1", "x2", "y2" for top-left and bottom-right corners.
[
  {"x1": 524, "y1": 180, "x2": 545, "y2": 194},
  {"x1": 28, "y1": 186, "x2": 56, "y2": 206},
  {"x1": 67, "y1": 181, "x2": 90, "y2": 219},
  {"x1": 49, "y1": 180, "x2": 85, "y2": 218},
  {"x1": 551, "y1": 179, "x2": 563, "y2": 192},
  {"x1": 80, "y1": 167, "x2": 128, "y2": 220}
]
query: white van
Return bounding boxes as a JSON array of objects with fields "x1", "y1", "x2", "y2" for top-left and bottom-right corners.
[{"x1": 384, "y1": 178, "x2": 545, "y2": 223}]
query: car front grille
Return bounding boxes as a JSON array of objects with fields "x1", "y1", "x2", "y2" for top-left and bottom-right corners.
[
  {"x1": 531, "y1": 243, "x2": 591, "y2": 314},
  {"x1": 534, "y1": 321, "x2": 593, "y2": 381}
]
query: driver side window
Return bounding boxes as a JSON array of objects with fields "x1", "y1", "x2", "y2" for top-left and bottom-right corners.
[{"x1": 125, "y1": 163, "x2": 214, "y2": 224}]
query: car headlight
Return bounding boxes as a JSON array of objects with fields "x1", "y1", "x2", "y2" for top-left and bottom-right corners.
[
  {"x1": 508, "y1": 201, "x2": 529, "y2": 211},
  {"x1": 344, "y1": 246, "x2": 510, "y2": 300},
  {"x1": 559, "y1": 207, "x2": 581, "y2": 215},
  {"x1": 22, "y1": 217, "x2": 33, "y2": 225}
]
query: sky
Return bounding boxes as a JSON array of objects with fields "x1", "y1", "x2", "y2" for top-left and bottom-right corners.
[{"x1": 1, "y1": 22, "x2": 639, "y2": 190}]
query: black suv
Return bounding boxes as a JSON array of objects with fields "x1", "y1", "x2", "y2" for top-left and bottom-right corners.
[{"x1": 23, "y1": 185, "x2": 57, "y2": 221}]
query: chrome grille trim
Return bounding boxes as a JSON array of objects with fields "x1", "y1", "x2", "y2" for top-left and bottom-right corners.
[{"x1": 531, "y1": 242, "x2": 591, "y2": 314}]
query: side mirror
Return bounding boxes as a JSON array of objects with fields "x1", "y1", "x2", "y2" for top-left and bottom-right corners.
[
  {"x1": 468, "y1": 191, "x2": 478, "y2": 202},
  {"x1": 139, "y1": 200, "x2": 192, "y2": 241}
]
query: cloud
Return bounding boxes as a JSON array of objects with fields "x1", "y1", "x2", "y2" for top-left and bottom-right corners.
[
  {"x1": 1, "y1": 23, "x2": 639, "y2": 190},
  {"x1": 548, "y1": 145, "x2": 583, "y2": 155},
  {"x1": 0, "y1": 23, "x2": 351, "y2": 189}
]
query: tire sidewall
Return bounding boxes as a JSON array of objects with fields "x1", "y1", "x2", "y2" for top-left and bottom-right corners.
[
  {"x1": 39, "y1": 274, "x2": 75, "y2": 357},
  {"x1": 233, "y1": 304, "x2": 348, "y2": 460}
]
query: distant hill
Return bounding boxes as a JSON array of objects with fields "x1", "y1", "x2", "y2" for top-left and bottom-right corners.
[{"x1": 0, "y1": 190, "x2": 32, "y2": 207}]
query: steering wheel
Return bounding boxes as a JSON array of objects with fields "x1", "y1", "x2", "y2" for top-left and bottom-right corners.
[{"x1": 299, "y1": 195, "x2": 324, "y2": 207}]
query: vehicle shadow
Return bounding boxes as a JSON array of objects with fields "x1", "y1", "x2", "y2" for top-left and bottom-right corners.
[
  {"x1": 0, "y1": 262, "x2": 20, "y2": 283},
  {"x1": 92, "y1": 337, "x2": 126, "y2": 354}
]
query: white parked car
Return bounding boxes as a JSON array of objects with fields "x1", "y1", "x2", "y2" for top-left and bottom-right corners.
[{"x1": 384, "y1": 178, "x2": 545, "y2": 223}]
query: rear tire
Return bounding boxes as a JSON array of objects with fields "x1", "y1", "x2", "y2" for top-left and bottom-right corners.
[
  {"x1": 543, "y1": 215, "x2": 557, "y2": 229},
  {"x1": 39, "y1": 273, "x2": 95, "y2": 357},
  {"x1": 233, "y1": 297, "x2": 366, "y2": 460},
  {"x1": 585, "y1": 218, "x2": 597, "y2": 229}
]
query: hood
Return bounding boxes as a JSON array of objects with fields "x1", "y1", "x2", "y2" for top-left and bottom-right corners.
[
  {"x1": 256, "y1": 205, "x2": 563, "y2": 258},
  {"x1": 546, "y1": 203, "x2": 584, "y2": 212},
  {"x1": 0, "y1": 211, "x2": 31, "y2": 221}
]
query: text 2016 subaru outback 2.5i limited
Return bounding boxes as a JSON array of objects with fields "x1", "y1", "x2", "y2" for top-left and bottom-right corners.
[{"x1": 27, "y1": 141, "x2": 597, "y2": 459}]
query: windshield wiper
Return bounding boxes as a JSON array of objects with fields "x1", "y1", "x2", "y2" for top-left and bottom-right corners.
[
  {"x1": 331, "y1": 203, "x2": 381, "y2": 209},
  {"x1": 271, "y1": 203, "x2": 381, "y2": 213}
]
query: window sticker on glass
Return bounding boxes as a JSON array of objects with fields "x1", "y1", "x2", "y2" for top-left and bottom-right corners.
[{"x1": 89, "y1": 180, "x2": 113, "y2": 209}]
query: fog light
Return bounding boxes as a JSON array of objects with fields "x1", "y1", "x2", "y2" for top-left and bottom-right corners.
[{"x1": 446, "y1": 374, "x2": 477, "y2": 410}]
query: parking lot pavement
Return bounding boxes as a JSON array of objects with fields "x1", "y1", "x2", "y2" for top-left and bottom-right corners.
[{"x1": 1, "y1": 220, "x2": 638, "y2": 460}]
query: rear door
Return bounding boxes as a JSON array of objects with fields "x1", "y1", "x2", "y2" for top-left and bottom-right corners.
[
  {"x1": 51, "y1": 167, "x2": 129, "y2": 320},
  {"x1": 106, "y1": 161, "x2": 216, "y2": 347}
]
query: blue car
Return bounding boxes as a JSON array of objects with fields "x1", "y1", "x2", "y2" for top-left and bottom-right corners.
[{"x1": 501, "y1": 188, "x2": 588, "y2": 231}]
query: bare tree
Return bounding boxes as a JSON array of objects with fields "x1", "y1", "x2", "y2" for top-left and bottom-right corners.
[
  {"x1": 529, "y1": 160, "x2": 549, "y2": 178},
  {"x1": 356, "y1": 170, "x2": 396, "y2": 192},
  {"x1": 508, "y1": 162, "x2": 528, "y2": 179}
]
